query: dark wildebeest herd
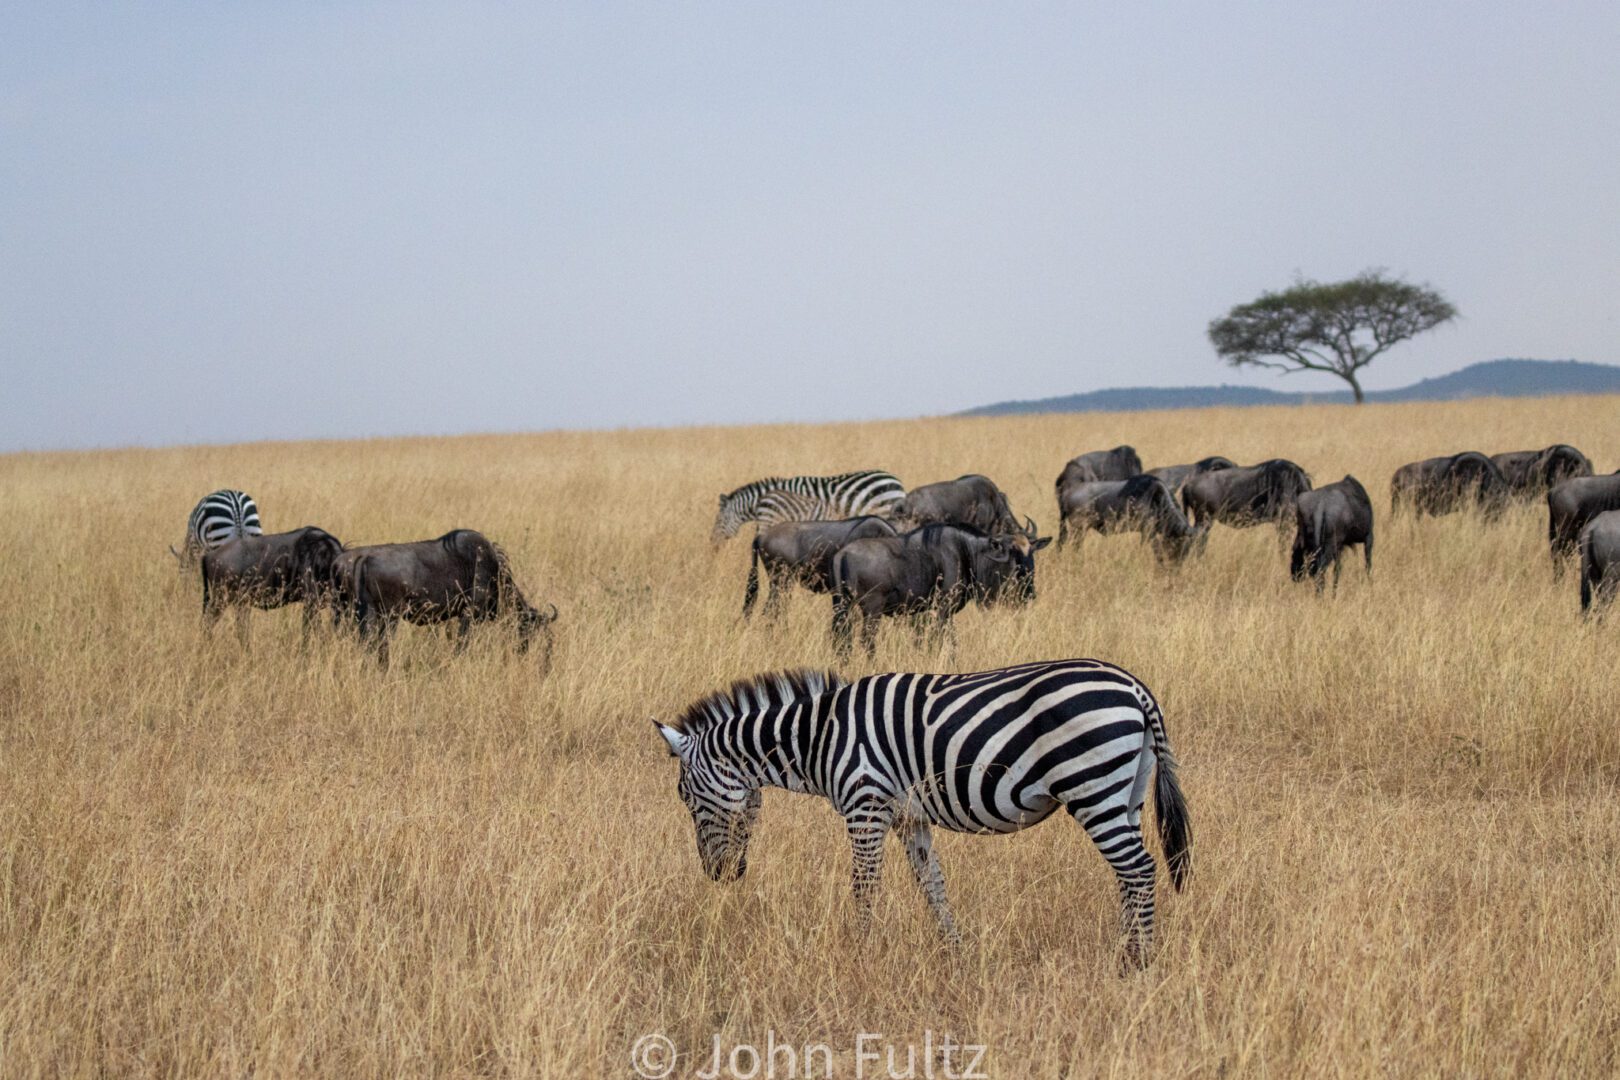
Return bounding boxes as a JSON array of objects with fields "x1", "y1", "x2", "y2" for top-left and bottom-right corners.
[
  {"x1": 176, "y1": 493, "x2": 557, "y2": 669},
  {"x1": 172, "y1": 438, "x2": 1616, "y2": 671},
  {"x1": 708, "y1": 440, "x2": 1620, "y2": 644}
]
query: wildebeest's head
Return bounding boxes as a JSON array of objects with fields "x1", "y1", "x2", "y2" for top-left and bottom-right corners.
[
  {"x1": 980, "y1": 518, "x2": 1052, "y2": 604},
  {"x1": 294, "y1": 527, "x2": 342, "y2": 584},
  {"x1": 517, "y1": 602, "x2": 560, "y2": 670},
  {"x1": 1158, "y1": 522, "x2": 1209, "y2": 564},
  {"x1": 655, "y1": 722, "x2": 761, "y2": 882}
]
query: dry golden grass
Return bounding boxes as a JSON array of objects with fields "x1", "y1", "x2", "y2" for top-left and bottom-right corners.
[{"x1": 2, "y1": 396, "x2": 1618, "y2": 1078}]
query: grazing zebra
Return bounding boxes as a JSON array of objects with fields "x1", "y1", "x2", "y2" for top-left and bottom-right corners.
[
  {"x1": 654, "y1": 659, "x2": 1191, "y2": 967},
  {"x1": 171, "y1": 489, "x2": 262, "y2": 571},
  {"x1": 712, "y1": 470, "x2": 905, "y2": 543}
]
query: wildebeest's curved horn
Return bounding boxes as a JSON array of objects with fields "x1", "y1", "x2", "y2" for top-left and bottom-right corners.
[
  {"x1": 545, "y1": 603, "x2": 559, "y2": 621},
  {"x1": 1023, "y1": 515, "x2": 1038, "y2": 538}
]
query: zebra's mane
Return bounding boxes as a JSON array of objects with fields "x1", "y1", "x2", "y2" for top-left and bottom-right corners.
[{"x1": 673, "y1": 668, "x2": 848, "y2": 734}]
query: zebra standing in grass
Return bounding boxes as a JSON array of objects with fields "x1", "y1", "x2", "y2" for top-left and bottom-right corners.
[
  {"x1": 654, "y1": 659, "x2": 1191, "y2": 967},
  {"x1": 711, "y1": 470, "x2": 905, "y2": 543},
  {"x1": 171, "y1": 489, "x2": 262, "y2": 571}
]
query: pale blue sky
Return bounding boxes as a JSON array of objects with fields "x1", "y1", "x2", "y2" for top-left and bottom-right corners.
[{"x1": 4, "y1": 3, "x2": 1617, "y2": 451}]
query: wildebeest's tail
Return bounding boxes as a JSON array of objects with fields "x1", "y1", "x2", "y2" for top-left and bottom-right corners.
[
  {"x1": 1580, "y1": 527, "x2": 1596, "y2": 613},
  {"x1": 1140, "y1": 687, "x2": 1191, "y2": 891},
  {"x1": 351, "y1": 553, "x2": 372, "y2": 632},
  {"x1": 1289, "y1": 507, "x2": 1311, "y2": 580},
  {"x1": 742, "y1": 534, "x2": 762, "y2": 617}
]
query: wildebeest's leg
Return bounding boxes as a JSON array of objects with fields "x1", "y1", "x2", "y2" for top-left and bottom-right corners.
[
  {"x1": 741, "y1": 538, "x2": 763, "y2": 619},
  {"x1": 201, "y1": 575, "x2": 222, "y2": 636},
  {"x1": 908, "y1": 611, "x2": 929, "y2": 648},
  {"x1": 300, "y1": 601, "x2": 318, "y2": 651},
  {"x1": 895, "y1": 819, "x2": 960, "y2": 944},
  {"x1": 234, "y1": 605, "x2": 251, "y2": 650},
  {"x1": 860, "y1": 610, "x2": 880, "y2": 658},
  {"x1": 453, "y1": 614, "x2": 472, "y2": 654},
  {"x1": 1364, "y1": 533, "x2": 1374, "y2": 583},
  {"x1": 1056, "y1": 515, "x2": 1069, "y2": 550},
  {"x1": 375, "y1": 616, "x2": 398, "y2": 670},
  {"x1": 844, "y1": 800, "x2": 894, "y2": 934},
  {"x1": 762, "y1": 565, "x2": 787, "y2": 623},
  {"x1": 855, "y1": 605, "x2": 881, "y2": 663},
  {"x1": 831, "y1": 590, "x2": 854, "y2": 659}
]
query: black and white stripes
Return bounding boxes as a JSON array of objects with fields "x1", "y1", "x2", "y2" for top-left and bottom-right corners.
[
  {"x1": 175, "y1": 490, "x2": 261, "y2": 569},
  {"x1": 656, "y1": 659, "x2": 1191, "y2": 966},
  {"x1": 711, "y1": 471, "x2": 905, "y2": 542}
]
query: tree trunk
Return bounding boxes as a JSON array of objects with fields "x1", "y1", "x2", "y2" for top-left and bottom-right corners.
[{"x1": 1345, "y1": 373, "x2": 1365, "y2": 404}]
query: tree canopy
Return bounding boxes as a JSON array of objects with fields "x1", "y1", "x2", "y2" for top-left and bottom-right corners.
[{"x1": 1207, "y1": 271, "x2": 1457, "y2": 403}]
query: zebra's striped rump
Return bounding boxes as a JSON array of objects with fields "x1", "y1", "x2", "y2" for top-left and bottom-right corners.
[
  {"x1": 712, "y1": 470, "x2": 905, "y2": 542},
  {"x1": 656, "y1": 659, "x2": 1191, "y2": 966},
  {"x1": 174, "y1": 489, "x2": 262, "y2": 572}
]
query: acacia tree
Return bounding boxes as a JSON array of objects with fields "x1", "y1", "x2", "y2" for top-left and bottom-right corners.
[{"x1": 1207, "y1": 271, "x2": 1457, "y2": 403}]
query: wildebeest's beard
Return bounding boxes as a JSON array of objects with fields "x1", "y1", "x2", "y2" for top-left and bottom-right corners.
[
  {"x1": 974, "y1": 540, "x2": 1035, "y2": 606},
  {"x1": 516, "y1": 603, "x2": 558, "y2": 656}
]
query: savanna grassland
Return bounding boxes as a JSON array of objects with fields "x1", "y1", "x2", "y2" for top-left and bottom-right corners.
[{"x1": 2, "y1": 396, "x2": 1618, "y2": 1078}]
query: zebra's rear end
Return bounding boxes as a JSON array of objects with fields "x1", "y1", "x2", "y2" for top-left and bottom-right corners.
[
  {"x1": 868, "y1": 659, "x2": 1190, "y2": 965},
  {"x1": 176, "y1": 490, "x2": 262, "y2": 571}
]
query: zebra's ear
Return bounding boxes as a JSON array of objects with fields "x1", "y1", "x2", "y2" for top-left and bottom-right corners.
[{"x1": 654, "y1": 721, "x2": 689, "y2": 758}]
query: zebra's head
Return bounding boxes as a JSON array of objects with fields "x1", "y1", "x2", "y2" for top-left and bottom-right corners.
[
  {"x1": 711, "y1": 492, "x2": 748, "y2": 545},
  {"x1": 655, "y1": 722, "x2": 761, "y2": 881}
]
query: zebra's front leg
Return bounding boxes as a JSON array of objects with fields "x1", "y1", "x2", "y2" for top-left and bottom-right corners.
[
  {"x1": 895, "y1": 820, "x2": 960, "y2": 945},
  {"x1": 844, "y1": 804, "x2": 894, "y2": 933}
]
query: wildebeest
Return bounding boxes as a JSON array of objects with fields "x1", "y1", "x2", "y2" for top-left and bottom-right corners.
[
  {"x1": 333, "y1": 529, "x2": 558, "y2": 670},
  {"x1": 892, "y1": 474, "x2": 1020, "y2": 534},
  {"x1": 1055, "y1": 445, "x2": 1144, "y2": 489},
  {"x1": 1181, "y1": 459, "x2": 1313, "y2": 534},
  {"x1": 1289, "y1": 476, "x2": 1374, "y2": 593},
  {"x1": 830, "y1": 522, "x2": 1051, "y2": 657},
  {"x1": 200, "y1": 526, "x2": 343, "y2": 646},
  {"x1": 1390, "y1": 452, "x2": 1508, "y2": 520},
  {"x1": 742, "y1": 516, "x2": 899, "y2": 620},
  {"x1": 1055, "y1": 475, "x2": 1207, "y2": 564},
  {"x1": 1579, "y1": 511, "x2": 1620, "y2": 615},
  {"x1": 1491, "y1": 444, "x2": 1594, "y2": 499},
  {"x1": 1146, "y1": 456, "x2": 1237, "y2": 497},
  {"x1": 1548, "y1": 472, "x2": 1620, "y2": 577}
]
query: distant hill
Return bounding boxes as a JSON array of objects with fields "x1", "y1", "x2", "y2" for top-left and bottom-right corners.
[{"x1": 959, "y1": 359, "x2": 1620, "y2": 417}]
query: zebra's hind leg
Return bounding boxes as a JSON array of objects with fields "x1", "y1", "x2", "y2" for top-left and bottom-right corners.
[
  {"x1": 895, "y1": 820, "x2": 960, "y2": 945},
  {"x1": 844, "y1": 801, "x2": 894, "y2": 934},
  {"x1": 1067, "y1": 802, "x2": 1158, "y2": 971}
]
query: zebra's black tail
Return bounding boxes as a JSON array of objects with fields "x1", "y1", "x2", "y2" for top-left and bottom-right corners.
[
  {"x1": 1144, "y1": 695, "x2": 1192, "y2": 891},
  {"x1": 742, "y1": 536, "x2": 762, "y2": 618}
]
